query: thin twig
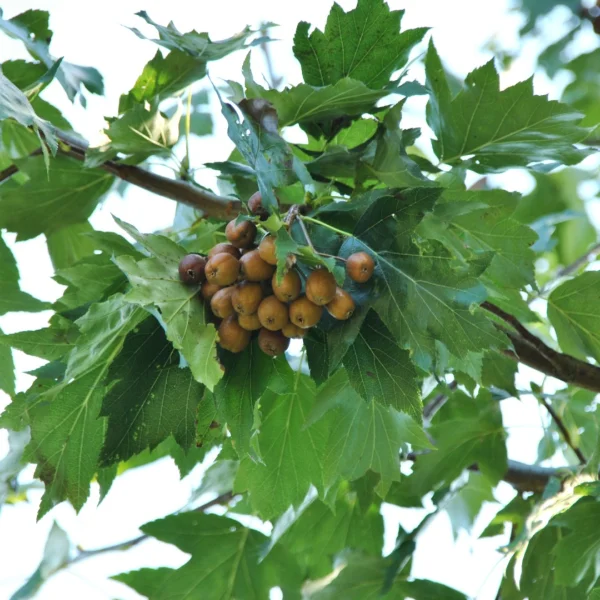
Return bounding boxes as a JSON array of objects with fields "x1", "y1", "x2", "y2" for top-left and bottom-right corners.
[
  {"x1": 297, "y1": 214, "x2": 316, "y2": 252},
  {"x1": 259, "y1": 23, "x2": 283, "y2": 89},
  {"x1": 556, "y1": 241, "x2": 600, "y2": 279},
  {"x1": 70, "y1": 492, "x2": 234, "y2": 567},
  {"x1": 423, "y1": 380, "x2": 458, "y2": 421},
  {"x1": 539, "y1": 396, "x2": 587, "y2": 465}
]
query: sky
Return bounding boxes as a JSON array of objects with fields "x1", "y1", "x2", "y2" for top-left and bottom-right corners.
[{"x1": 0, "y1": 1, "x2": 588, "y2": 599}]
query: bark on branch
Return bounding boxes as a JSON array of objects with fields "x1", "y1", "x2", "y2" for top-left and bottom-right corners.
[{"x1": 483, "y1": 302, "x2": 600, "y2": 394}]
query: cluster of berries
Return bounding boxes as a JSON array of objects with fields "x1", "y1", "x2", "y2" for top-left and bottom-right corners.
[{"x1": 178, "y1": 215, "x2": 374, "y2": 356}]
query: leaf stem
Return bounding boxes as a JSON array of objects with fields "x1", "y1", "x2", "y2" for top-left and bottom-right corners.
[{"x1": 299, "y1": 215, "x2": 353, "y2": 238}]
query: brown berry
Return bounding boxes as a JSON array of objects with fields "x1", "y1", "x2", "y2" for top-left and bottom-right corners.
[
  {"x1": 178, "y1": 254, "x2": 206, "y2": 285},
  {"x1": 282, "y1": 323, "x2": 306, "y2": 339},
  {"x1": 205, "y1": 253, "x2": 240, "y2": 286},
  {"x1": 258, "y1": 235, "x2": 277, "y2": 265},
  {"x1": 305, "y1": 269, "x2": 336, "y2": 306},
  {"x1": 225, "y1": 219, "x2": 257, "y2": 249},
  {"x1": 258, "y1": 328, "x2": 290, "y2": 356},
  {"x1": 239, "y1": 250, "x2": 276, "y2": 282},
  {"x1": 272, "y1": 270, "x2": 301, "y2": 303},
  {"x1": 326, "y1": 287, "x2": 355, "y2": 320},
  {"x1": 346, "y1": 252, "x2": 375, "y2": 283},
  {"x1": 208, "y1": 243, "x2": 240, "y2": 260},
  {"x1": 201, "y1": 282, "x2": 221, "y2": 301},
  {"x1": 241, "y1": 245, "x2": 257, "y2": 256},
  {"x1": 231, "y1": 282, "x2": 263, "y2": 315},
  {"x1": 218, "y1": 316, "x2": 251, "y2": 353},
  {"x1": 289, "y1": 295, "x2": 323, "y2": 329},
  {"x1": 248, "y1": 191, "x2": 267, "y2": 217},
  {"x1": 210, "y1": 287, "x2": 235, "y2": 319},
  {"x1": 238, "y1": 313, "x2": 262, "y2": 331},
  {"x1": 257, "y1": 295, "x2": 289, "y2": 331}
]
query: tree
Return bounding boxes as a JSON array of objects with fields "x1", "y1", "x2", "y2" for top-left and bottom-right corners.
[{"x1": 2, "y1": 0, "x2": 600, "y2": 597}]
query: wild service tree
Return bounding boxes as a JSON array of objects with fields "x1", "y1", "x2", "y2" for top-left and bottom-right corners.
[{"x1": 2, "y1": 0, "x2": 600, "y2": 598}]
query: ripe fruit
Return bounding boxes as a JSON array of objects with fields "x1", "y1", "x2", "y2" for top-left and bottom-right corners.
[
  {"x1": 238, "y1": 313, "x2": 262, "y2": 331},
  {"x1": 326, "y1": 287, "x2": 355, "y2": 320},
  {"x1": 208, "y1": 243, "x2": 240, "y2": 259},
  {"x1": 178, "y1": 254, "x2": 206, "y2": 285},
  {"x1": 239, "y1": 250, "x2": 275, "y2": 281},
  {"x1": 226, "y1": 219, "x2": 257, "y2": 249},
  {"x1": 346, "y1": 252, "x2": 375, "y2": 283},
  {"x1": 272, "y1": 270, "x2": 301, "y2": 303},
  {"x1": 258, "y1": 235, "x2": 277, "y2": 265},
  {"x1": 258, "y1": 296, "x2": 289, "y2": 331},
  {"x1": 289, "y1": 295, "x2": 323, "y2": 328},
  {"x1": 231, "y1": 282, "x2": 263, "y2": 315},
  {"x1": 249, "y1": 191, "x2": 271, "y2": 219},
  {"x1": 218, "y1": 316, "x2": 251, "y2": 353},
  {"x1": 201, "y1": 282, "x2": 221, "y2": 301},
  {"x1": 205, "y1": 253, "x2": 240, "y2": 286},
  {"x1": 258, "y1": 328, "x2": 290, "y2": 356},
  {"x1": 210, "y1": 287, "x2": 235, "y2": 319},
  {"x1": 282, "y1": 323, "x2": 306, "y2": 339},
  {"x1": 305, "y1": 269, "x2": 336, "y2": 306}
]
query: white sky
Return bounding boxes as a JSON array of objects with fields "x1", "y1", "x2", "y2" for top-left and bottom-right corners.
[{"x1": 0, "y1": 1, "x2": 591, "y2": 599}]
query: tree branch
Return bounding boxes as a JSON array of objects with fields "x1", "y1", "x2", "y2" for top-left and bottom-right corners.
[
  {"x1": 483, "y1": 302, "x2": 600, "y2": 394},
  {"x1": 2, "y1": 130, "x2": 242, "y2": 220},
  {"x1": 423, "y1": 380, "x2": 457, "y2": 421},
  {"x1": 539, "y1": 396, "x2": 587, "y2": 465},
  {"x1": 70, "y1": 492, "x2": 234, "y2": 566}
]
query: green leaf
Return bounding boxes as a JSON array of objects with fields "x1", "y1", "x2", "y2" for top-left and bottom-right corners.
[
  {"x1": 313, "y1": 369, "x2": 431, "y2": 493},
  {"x1": 365, "y1": 102, "x2": 434, "y2": 188},
  {"x1": 114, "y1": 219, "x2": 223, "y2": 390},
  {"x1": 343, "y1": 310, "x2": 421, "y2": 419},
  {"x1": 217, "y1": 93, "x2": 311, "y2": 213},
  {"x1": 0, "y1": 10, "x2": 104, "y2": 102},
  {"x1": 444, "y1": 472, "x2": 495, "y2": 539},
  {"x1": 0, "y1": 155, "x2": 113, "y2": 240},
  {"x1": 517, "y1": 525, "x2": 591, "y2": 600},
  {"x1": 552, "y1": 499, "x2": 600, "y2": 588},
  {"x1": 424, "y1": 189, "x2": 538, "y2": 289},
  {"x1": 99, "y1": 317, "x2": 204, "y2": 466},
  {"x1": 0, "y1": 326, "x2": 15, "y2": 396},
  {"x1": 279, "y1": 492, "x2": 384, "y2": 578},
  {"x1": 235, "y1": 364, "x2": 328, "y2": 519},
  {"x1": 0, "y1": 67, "x2": 57, "y2": 158},
  {"x1": 306, "y1": 552, "x2": 466, "y2": 599},
  {"x1": 46, "y1": 221, "x2": 97, "y2": 270},
  {"x1": 129, "y1": 11, "x2": 264, "y2": 60},
  {"x1": 0, "y1": 429, "x2": 29, "y2": 508},
  {"x1": 293, "y1": 0, "x2": 427, "y2": 89},
  {"x1": 53, "y1": 254, "x2": 127, "y2": 312},
  {"x1": 409, "y1": 390, "x2": 507, "y2": 494},
  {"x1": 116, "y1": 513, "x2": 301, "y2": 600},
  {"x1": 260, "y1": 78, "x2": 389, "y2": 128},
  {"x1": 548, "y1": 272, "x2": 600, "y2": 363},
  {"x1": 10, "y1": 521, "x2": 71, "y2": 600},
  {"x1": 481, "y1": 351, "x2": 518, "y2": 396},
  {"x1": 0, "y1": 315, "x2": 78, "y2": 361},
  {"x1": 101, "y1": 103, "x2": 181, "y2": 160},
  {"x1": 26, "y1": 368, "x2": 107, "y2": 518},
  {"x1": 25, "y1": 295, "x2": 146, "y2": 517},
  {"x1": 0, "y1": 234, "x2": 49, "y2": 315},
  {"x1": 340, "y1": 237, "x2": 506, "y2": 370},
  {"x1": 119, "y1": 50, "x2": 208, "y2": 111},
  {"x1": 213, "y1": 340, "x2": 275, "y2": 460},
  {"x1": 425, "y1": 41, "x2": 591, "y2": 171},
  {"x1": 65, "y1": 294, "x2": 147, "y2": 380}
]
